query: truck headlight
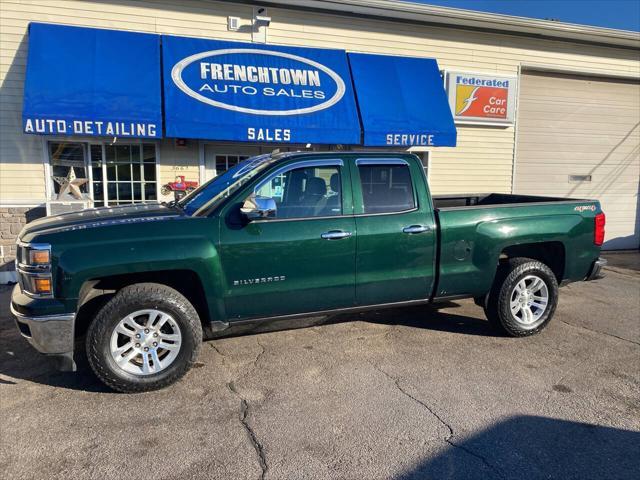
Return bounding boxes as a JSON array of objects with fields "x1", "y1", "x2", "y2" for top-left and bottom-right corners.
[
  {"x1": 20, "y1": 275, "x2": 53, "y2": 296},
  {"x1": 16, "y1": 243, "x2": 53, "y2": 298},
  {"x1": 29, "y1": 247, "x2": 51, "y2": 265},
  {"x1": 33, "y1": 277, "x2": 53, "y2": 295}
]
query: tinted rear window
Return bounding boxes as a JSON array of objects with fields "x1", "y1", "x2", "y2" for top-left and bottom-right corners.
[{"x1": 358, "y1": 164, "x2": 416, "y2": 214}]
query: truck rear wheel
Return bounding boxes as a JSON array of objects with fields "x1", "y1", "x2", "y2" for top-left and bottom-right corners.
[
  {"x1": 484, "y1": 258, "x2": 559, "y2": 337},
  {"x1": 86, "y1": 283, "x2": 202, "y2": 393}
]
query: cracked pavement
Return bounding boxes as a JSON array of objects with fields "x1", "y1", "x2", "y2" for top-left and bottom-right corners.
[{"x1": 1, "y1": 252, "x2": 639, "y2": 479}]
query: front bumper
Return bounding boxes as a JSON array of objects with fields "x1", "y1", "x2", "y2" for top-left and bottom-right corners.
[
  {"x1": 10, "y1": 285, "x2": 76, "y2": 371},
  {"x1": 586, "y1": 257, "x2": 607, "y2": 281}
]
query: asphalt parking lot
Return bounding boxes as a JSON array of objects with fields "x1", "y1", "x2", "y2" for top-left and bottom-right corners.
[{"x1": 1, "y1": 252, "x2": 639, "y2": 480}]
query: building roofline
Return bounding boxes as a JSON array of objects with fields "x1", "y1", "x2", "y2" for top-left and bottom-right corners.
[{"x1": 258, "y1": 0, "x2": 640, "y2": 49}]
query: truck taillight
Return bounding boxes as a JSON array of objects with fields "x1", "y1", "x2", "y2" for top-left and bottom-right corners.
[{"x1": 594, "y1": 213, "x2": 605, "y2": 246}]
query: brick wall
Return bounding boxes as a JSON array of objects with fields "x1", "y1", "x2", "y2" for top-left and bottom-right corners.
[{"x1": 0, "y1": 207, "x2": 46, "y2": 272}]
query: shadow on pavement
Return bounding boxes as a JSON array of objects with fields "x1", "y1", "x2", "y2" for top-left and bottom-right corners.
[
  {"x1": 0, "y1": 340, "x2": 110, "y2": 393},
  {"x1": 0, "y1": 286, "x2": 109, "y2": 392},
  {"x1": 603, "y1": 251, "x2": 640, "y2": 272},
  {"x1": 397, "y1": 415, "x2": 640, "y2": 480},
  {"x1": 336, "y1": 302, "x2": 500, "y2": 338},
  {"x1": 211, "y1": 302, "x2": 499, "y2": 340},
  {"x1": 1, "y1": 281, "x2": 495, "y2": 390}
]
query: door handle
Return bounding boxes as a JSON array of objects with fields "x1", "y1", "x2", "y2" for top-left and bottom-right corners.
[
  {"x1": 321, "y1": 230, "x2": 352, "y2": 240},
  {"x1": 402, "y1": 225, "x2": 431, "y2": 234}
]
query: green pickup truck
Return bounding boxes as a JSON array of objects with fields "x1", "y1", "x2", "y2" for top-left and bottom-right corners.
[{"x1": 11, "y1": 151, "x2": 607, "y2": 392}]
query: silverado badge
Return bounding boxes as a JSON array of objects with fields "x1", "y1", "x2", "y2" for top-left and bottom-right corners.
[{"x1": 233, "y1": 276, "x2": 286, "y2": 286}]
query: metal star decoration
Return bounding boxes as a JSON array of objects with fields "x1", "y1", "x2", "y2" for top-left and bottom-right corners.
[{"x1": 52, "y1": 167, "x2": 88, "y2": 200}]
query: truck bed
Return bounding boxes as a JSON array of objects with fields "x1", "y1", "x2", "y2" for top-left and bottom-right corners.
[
  {"x1": 432, "y1": 193, "x2": 585, "y2": 210},
  {"x1": 431, "y1": 193, "x2": 601, "y2": 300}
]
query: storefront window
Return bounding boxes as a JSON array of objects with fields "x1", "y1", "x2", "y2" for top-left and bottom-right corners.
[
  {"x1": 203, "y1": 144, "x2": 262, "y2": 183},
  {"x1": 90, "y1": 144, "x2": 104, "y2": 204},
  {"x1": 48, "y1": 142, "x2": 89, "y2": 201},
  {"x1": 101, "y1": 143, "x2": 157, "y2": 206},
  {"x1": 215, "y1": 155, "x2": 248, "y2": 176},
  {"x1": 48, "y1": 142, "x2": 159, "y2": 208}
]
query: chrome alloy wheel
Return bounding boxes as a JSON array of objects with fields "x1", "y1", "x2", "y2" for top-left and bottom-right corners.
[
  {"x1": 109, "y1": 309, "x2": 182, "y2": 375},
  {"x1": 509, "y1": 275, "x2": 549, "y2": 328}
]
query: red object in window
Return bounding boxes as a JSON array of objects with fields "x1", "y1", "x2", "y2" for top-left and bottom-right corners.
[
  {"x1": 160, "y1": 175, "x2": 199, "y2": 196},
  {"x1": 594, "y1": 213, "x2": 606, "y2": 246}
]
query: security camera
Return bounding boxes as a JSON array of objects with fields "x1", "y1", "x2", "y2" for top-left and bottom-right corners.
[{"x1": 254, "y1": 15, "x2": 271, "y2": 27}]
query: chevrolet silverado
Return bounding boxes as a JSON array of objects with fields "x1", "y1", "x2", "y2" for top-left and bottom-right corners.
[{"x1": 11, "y1": 152, "x2": 607, "y2": 392}]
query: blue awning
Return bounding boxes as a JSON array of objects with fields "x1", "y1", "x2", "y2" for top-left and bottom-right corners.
[
  {"x1": 23, "y1": 23, "x2": 162, "y2": 138},
  {"x1": 21, "y1": 24, "x2": 456, "y2": 147},
  {"x1": 162, "y1": 36, "x2": 361, "y2": 145},
  {"x1": 348, "y1": 53, "x2": 457, "y2": 147}
]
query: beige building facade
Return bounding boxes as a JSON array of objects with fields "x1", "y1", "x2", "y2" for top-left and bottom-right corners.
[{"x1": 1, "y1": 0, "x2": 639, "y2": 277}]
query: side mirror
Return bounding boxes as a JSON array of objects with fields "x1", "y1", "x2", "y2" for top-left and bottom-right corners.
[{"x1": 241, "y1": 194, "x2": 277, "y2": 220}]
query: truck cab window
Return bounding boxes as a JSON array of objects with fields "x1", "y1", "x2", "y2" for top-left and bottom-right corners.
[
  {"x1": 358, "y1": 163, "x2": 416, "y2": 214},
  {"x1": 255, "y1": 165, "x2": 342, "y2": 219}
]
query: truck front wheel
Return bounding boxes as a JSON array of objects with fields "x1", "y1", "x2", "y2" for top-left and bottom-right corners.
[
  {"x1": 86, "y1": 283, "x2": 202, "y2": 392},
  {"x1": 484, "y1": 258, "x2": 559, "y2": 337}
]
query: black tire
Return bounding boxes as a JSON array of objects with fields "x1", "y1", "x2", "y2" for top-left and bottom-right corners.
[
  {"x1": 484, "y1": 257, "x2": 559, "y2": 337},
  {"x1": 86, "y1": 283, "x2": 202, "y2": 393},
  {"x1": 160, "y1": 185, "x2": 171, "y2": 196}
]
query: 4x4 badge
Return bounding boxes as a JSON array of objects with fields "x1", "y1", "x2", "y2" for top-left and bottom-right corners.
[{"x1": 574, "y1": 205, "x2": 596, "y2": 212}]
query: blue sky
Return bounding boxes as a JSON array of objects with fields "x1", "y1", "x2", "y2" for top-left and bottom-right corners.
[{"x1": 409, "y1": 0, "x2": 640, "y2": 31}]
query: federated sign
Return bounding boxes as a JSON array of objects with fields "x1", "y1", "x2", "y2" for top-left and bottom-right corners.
[
  {"x1": 446, "y1": 71, "x2": 517, "y2": 125},
  {"x1": 163, "y1": 36, "x2": 361, "y2": 144}
]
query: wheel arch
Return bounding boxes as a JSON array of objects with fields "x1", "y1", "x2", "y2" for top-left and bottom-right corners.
[
  {"x1": 500, "y1": 241, "x2": 566, "y2": 282},
  {"x1": 75, "y1": 270, "x2": 210, "y2": 338}
]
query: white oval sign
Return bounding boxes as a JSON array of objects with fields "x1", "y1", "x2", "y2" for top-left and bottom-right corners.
[{"x1": 171, "y1": 48, "x2": 346, "y2": 116}]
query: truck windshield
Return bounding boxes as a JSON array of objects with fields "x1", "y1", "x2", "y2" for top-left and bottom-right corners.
[{"x1": 177, "y1": 154, "x2": 275, "y2": 216}]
